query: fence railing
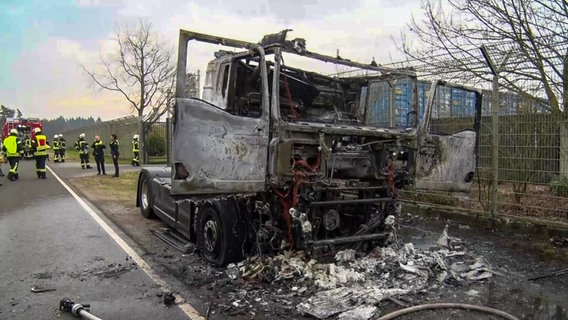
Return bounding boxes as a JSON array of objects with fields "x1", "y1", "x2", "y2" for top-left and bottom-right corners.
[
  {"x1": 142, "y1": 120, "x2": 170, "y2": 164},
  {"x1": 63, "y1": 116, "x2": 142, "y2": 164},
  {"x1": 63, "y1": 116, "x2": 173, "y2": 165},
  {"x1": 68, "y1": 93, "x2": 568, "y2": 224},
  {"x1": 402, "y1": 91, "x2": 568, "y2": 224}
]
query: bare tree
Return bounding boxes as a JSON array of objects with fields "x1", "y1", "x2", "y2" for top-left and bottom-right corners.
[
  {"x1": 397, "y1": 0, "x2": 568, "y2": 112},
  {"x1": 83, "y1": 20, "x2": 175, "y2": 123}
]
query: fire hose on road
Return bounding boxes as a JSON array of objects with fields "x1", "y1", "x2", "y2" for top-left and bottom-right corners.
[
  {"x1": 376, "y1": 302, "x2": 520, "y2": 320},
  {"x1": 60, "y1": 298, "x2": 103, "y2": 320}
]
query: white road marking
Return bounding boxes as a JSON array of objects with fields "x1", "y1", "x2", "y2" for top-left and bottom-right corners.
[{"x1": 47, "y1": 166, "x2": 204, "y2": 320}]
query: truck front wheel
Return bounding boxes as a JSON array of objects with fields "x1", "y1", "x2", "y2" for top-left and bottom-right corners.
[
  {"x1": 138, "y1": 172, "x2": 156, "y2": 219},
  {"x1": 196, "y1": 205, "x2": 243, "y2": 266}
]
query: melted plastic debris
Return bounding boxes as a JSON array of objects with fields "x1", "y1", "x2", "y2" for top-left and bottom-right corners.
[
  {"x1": 337, "y1": 306, "x2": 378, "y2": 320},
  {"x1": 335, "y1": 249, "x2": 357, "y2": 263},
  {"x1": 231, "y1": 227, "x2": 495, "y2": 319}
]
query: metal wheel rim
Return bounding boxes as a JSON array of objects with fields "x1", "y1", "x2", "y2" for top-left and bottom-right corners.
[
  {"x1": 141, "y1": 180, "x2": 149, "y2": 210},
  {"x1": 203, "y1": 219, "x2": 219, "y2": 253}
]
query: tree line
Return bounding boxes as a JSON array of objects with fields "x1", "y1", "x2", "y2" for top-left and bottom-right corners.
[{"x1": 1, "y1": 104, "x2": 100, "y2": 137}]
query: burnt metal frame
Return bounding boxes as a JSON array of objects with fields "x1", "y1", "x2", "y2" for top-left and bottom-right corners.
[{"x1": 175, "y1": 29, "x2": 416, "y2": 100}]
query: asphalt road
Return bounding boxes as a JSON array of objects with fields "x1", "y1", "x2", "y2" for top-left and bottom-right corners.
[{"x1": 0, "y1": 160, "x2": 191, "y2": 319}]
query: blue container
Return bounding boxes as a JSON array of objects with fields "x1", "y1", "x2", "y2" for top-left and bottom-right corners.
[{"x1": 367, "y1": 78, "x2": 415, "y2": 128}]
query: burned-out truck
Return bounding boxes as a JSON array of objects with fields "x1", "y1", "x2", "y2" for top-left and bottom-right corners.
[{"x1": 136, "y1": 29, "x2": 481, "y2": 266}]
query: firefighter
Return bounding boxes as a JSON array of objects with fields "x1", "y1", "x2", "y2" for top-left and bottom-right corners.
[
  {"x1": 0, "y1": 139, "x2": 5, "y2": 179},
  {"x1": 109, "y1": 134, "x2": 119, "y2": 177},
  {"x1": 32, "y1": 127, "x2": 50, "y2": 179},
  {"x1": 2, "y1": 129, "x2": 23, "y2": 181},
  {"x1": 131, "y1": 134, "x2": 140, "y2": 166},
  {"x1": 91, "y1": 135, "x2": 106, "y2": 175},
  {"x1": 58, "y1": 134, "x2": 66, "y2": 162},
  {"x1": 0, "y1": 149, "x2": 3, "y2": 186},
  {"x1": 74, "y1": 133, "x2": 92, "y2": 169},
  {"x1": 52, "y1": 134, "x2": 61, "y2": 162},
  {"x1": 22, "y1": 135, "x2": 33, "y2": 158}
]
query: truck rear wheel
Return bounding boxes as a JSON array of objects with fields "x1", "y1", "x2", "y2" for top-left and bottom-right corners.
[
  {"x1": 138, "y1": 172, "x2": 156, "y2": 219},
  {"x1": 196, "y1": 204, "x2": 244, "y2": 266}
]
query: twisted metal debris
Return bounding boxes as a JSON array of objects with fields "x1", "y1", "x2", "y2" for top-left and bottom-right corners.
[{"x1": 226, "y1": 228, "x2": 496, "y2": 319}]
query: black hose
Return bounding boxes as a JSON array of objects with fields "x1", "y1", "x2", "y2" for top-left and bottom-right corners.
[{"x1": 376, "y1": 302, "x2": 519, "y2": 320}]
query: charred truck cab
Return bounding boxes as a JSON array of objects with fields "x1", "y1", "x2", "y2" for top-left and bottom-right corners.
[{"x1": 136, "y1": 30, "x2": 481, "y2": 266}]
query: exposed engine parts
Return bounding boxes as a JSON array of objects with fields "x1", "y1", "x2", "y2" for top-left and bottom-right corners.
[{"x1": 137, "y1": 29, "x2": 481, "y2": 267}]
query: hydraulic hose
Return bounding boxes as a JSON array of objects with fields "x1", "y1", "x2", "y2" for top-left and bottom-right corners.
[{"x1": 376, "y1": 302, "x2": 519, "y2": 320}]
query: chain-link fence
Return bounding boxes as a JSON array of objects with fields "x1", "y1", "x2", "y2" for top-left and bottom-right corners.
[
  {"x1": 63, "y1": 116, "x2": 142, "y2": 164},
  {"x1": 475, "y1": 93, "x2": 567, "y2": 222},
  {"x1": 64, "y1": 116, "x2": 172, "y2": 165},
  {"x1": 142, "y1": 119, "x2": 170, "y2": 164},
  {"x1": 387, "y1": 40, "x2": 568, "y2": 224},
  {"x1": 66, "y1": 49, "x2": 568, "y2": 223}
]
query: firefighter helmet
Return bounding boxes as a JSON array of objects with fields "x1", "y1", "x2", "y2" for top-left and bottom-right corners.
[
  {"x1": 54, "y1": 134, "x2": 59, "y2": 139},
  {"x1": 133, "y1": 134, "x2": 139, "y2": 139},
  {"x1": 58, "y1": 133, "x2": 63, "y2": 138},
  {"x1": 33, "y1": 127, "x2": 42, "y2": 134},
  {"x1": 79, "y1": 133, "x2": 85, "y2": 138},
  {"x1": 10, "y1": 128, "x2": 18, "y2": 134}
]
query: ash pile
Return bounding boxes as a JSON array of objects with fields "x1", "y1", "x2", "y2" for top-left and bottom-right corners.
[{"x1": 222, "y1": 225, "x2": 495, "y2": 319}]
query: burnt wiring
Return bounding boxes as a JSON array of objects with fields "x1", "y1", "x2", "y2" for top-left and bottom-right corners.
[
  {"x1": 388, "y1": 157, "x2": 399, "y2": 199},
  {"x1": 271, "y1": 137, "x2": 401, "y2": 251},
  {"x1": 271, "y1": 147, "x2": 323, "y2": 248},
  {"x1": 272, "y1": 185, "x2": 295, "y2": 247},
  {"x1": 291, "y1": 148, "x2": 322, "y2": 173},
  {"x1": 283, "y1": 75, "x2": 300, "y2": 119}
]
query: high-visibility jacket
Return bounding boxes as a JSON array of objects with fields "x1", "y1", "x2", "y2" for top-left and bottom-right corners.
[
  {"x1": 132, "y1": 140, "x2": 140, "y2": 152},
  {"x1": 76, "y1": 139, "x2": 89, "y2": 154},
  {"x1": 34, "y1": 134, "x2": 50, "y2": 156},
  {"x1": 2, "y1": 135, "x2": 21, "y2": 157},
  {"x1": 60, "y1": 139, "x2": 66, "y2": 149},
  {"x1": 53, "y1": 140, "x2": 60, "y2": 150},
  {"x1": 92, "y1": 140, "x2": 106, "y2": 157}
]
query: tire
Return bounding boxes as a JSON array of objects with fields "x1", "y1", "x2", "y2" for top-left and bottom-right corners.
[
  {"x1": 196, "y1": 204, "x2": 244, "y2": 266},
  {"x1": 138, "y1": 172, "x2": 156, "y2": 219}
]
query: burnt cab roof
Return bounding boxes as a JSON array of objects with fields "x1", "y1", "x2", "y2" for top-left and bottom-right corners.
[{"x1": 175, "y1": 29, "x2": 417, "y2": 98}]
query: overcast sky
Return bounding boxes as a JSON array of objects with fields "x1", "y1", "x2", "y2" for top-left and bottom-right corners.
[{"x1": 0, "y1": 0, "x2": 422, "y2": 120}]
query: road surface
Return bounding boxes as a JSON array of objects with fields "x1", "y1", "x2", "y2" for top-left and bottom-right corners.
[{"x1": 0, "y1": 160, "x2": 196, "y2": 319}]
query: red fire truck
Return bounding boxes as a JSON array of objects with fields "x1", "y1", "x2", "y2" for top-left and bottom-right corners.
[{"x1": 2, "y1": 117, "x2": 43, "y2": 159}]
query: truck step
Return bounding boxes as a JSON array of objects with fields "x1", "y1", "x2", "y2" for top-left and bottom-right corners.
[{"x1": 151, "y1": 228, "x2": 194, "y2": 253}]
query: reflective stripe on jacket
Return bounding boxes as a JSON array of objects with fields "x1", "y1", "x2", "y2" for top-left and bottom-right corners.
[
  {"x1": 92, "y1": 140, "x2": 106, "y2": 156},
  {"x1": 132, "y1": 140, "x2": 139, "y2": 152},
  {"x1": 77, "y1": 139, "x2": 89, "y2": 154},
  {"x1": 34, "y1": 134, "x2": 50, "y2": 155}
]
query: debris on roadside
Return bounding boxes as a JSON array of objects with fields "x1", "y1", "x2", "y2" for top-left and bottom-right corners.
[
  {"x1": 465, "y1": 289, "x2": 480, "y2": 297},
  {"x1": 337, "y1": 306, "x2": 377, "y2": 320},
  {"x1": 224, "y1": 226, "x2": 496, "y2": 319},
  {"x1": 163, "y1": 292, "x2": 176, "y2": 306},
  {"x1": 69, "y1": 263, "x2": 137, "y2": 280},
  {"x1": 30, "y1": 286, "x2": 56, "y2": 293},
  {"x1": 528, "y1": 267, "x2": 568, "y2": 281},
  {"x1": 549, "y1": 236, "x2": 568, "y2": 248}
]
